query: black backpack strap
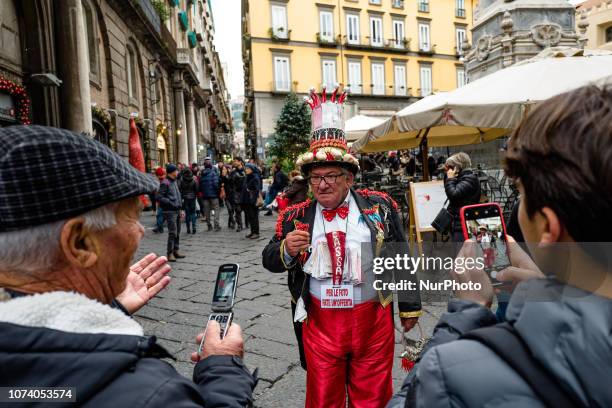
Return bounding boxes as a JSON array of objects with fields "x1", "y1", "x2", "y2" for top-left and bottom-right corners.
[{"x1": 462, "y1": 323, "x2": 584, "y2": 408}]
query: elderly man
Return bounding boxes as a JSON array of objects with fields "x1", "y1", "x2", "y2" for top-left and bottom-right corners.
[
  {"x1": 0, "y1": 126, "x2": 255, "y2": 407},
  {"x1": 262, "y1": 88, "x2": 421, "y2": 407}
]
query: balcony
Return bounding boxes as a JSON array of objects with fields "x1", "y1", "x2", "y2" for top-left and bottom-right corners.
[
  {"x1": 268, "y1": 27, "x2": 291, "y2": 42},
  {"x1": 456, "y1": 8, "x2": 466, "y2": 18},
  {"x1": 417, "y1": 44, "x2": 436, "y2": 55},
  {"x1": 136, "y1": 0, "x2": 161, "y2": 34},
  {"x1": 344, "y1": 36, "x2": 410, "y2": 54},
  {"x1": 316, "y1": 33, "x2": 340, "y2": 48},
  {"x1": 418, "y1": 2, "x2": 429, "y2": 13},
  {"x1": 177, "y1": 48, "x2": 199, "y2": 84}
]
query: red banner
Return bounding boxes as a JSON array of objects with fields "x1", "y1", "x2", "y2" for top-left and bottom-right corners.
[{"x1": 325, "y1": 230, "x2": 346, "y2": 286}]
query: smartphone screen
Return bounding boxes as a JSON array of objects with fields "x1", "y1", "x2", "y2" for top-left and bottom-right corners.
[
  {"x1": 212, "y1": 264, "x2": 239, "y2": 310},
  {"x1": 461, "y1": 204, "x2": 510, "y2": 284}
]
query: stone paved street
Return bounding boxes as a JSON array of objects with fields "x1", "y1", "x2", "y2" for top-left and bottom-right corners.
[{"x1": 134, "y1": 208, "x2": 446, "y2": 407}]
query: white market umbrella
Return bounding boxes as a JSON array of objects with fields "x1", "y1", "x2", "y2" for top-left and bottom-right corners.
[
  {"x1": 345, "y1": 115, "x2": 385, "y2": 142},
  {"x1": 352, "y1": 50, "x2": 612, "y2": 153}
]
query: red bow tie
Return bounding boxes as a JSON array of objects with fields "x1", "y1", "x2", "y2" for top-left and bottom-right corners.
[{"x1": 322, "y1": 204, "x2": 349, "y2": 222}]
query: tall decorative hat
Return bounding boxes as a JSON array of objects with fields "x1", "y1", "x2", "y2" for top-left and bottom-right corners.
[{"x1": 296, "y1": 85, "x2": 360, "y2": 174}]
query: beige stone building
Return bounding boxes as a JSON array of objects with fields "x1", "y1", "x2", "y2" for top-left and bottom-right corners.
[
  {"x1": 0, "y1": 0, "x2": 233, "y2": 169},
  {"x1": 576, "y1": 0, "x2": 612, "y2": 50}
]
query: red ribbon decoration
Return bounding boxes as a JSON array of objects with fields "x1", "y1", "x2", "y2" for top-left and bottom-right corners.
[
  {"x1": 322, "y1": 204, "x2": 349, "y2": 222},
  {"x1": 325, "y1": 231, "x2": 346, "y2": 286}
]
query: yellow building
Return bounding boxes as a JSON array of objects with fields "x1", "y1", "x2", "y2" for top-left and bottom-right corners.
[
  {"x1": 242, "y1": 0, "x2": 474, "y2": 158},
  {"x1": 576, "y1": 0, "x2": 612, "y2": 51}
]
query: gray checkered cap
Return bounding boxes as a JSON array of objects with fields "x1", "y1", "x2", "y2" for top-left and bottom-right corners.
[{"x1": 0, "y1": 125, "x2": 158, "y2": 232}]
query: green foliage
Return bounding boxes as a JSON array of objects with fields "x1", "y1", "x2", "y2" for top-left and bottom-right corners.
[
  {"x1": 151, "y1": 0, "x2": 170, "y2": 22},
  {"x1": 268, "y1": 93, "x2": 311, "y2": 168}
]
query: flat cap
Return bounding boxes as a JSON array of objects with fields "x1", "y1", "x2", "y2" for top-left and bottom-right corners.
[{"x1": 0, "y1": 125, "x2": 158, "y2": 232}]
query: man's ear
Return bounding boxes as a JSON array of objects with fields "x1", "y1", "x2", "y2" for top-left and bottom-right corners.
[
  {"x1": 346, "y1": 172, "x2": 355, "y2": 187},
  {"x1": 538, "y1": 207, "x2": 563, "y2": 245},
  {"x1": 59, "y1": 218, "x2": 100, "y2": 268}
]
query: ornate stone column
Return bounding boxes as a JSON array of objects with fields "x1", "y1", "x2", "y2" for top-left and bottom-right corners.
[
  {"x1": 173, "y1": 72, "x2": 188, "y2": 164},
  {"x1": 185, "y1": 97, "x2": 197, "y2": 164},
  {"x1": 54, "y1": 0, "x2": 92, "y2": 134}
]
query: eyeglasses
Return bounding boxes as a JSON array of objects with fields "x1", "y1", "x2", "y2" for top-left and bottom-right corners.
[{"x1": 308, "y1": 173, "x2": 345, "y2": 185}]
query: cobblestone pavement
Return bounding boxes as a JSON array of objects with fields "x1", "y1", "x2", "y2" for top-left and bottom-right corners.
[{"x1": 134, "y1": 208, "x2": 446, "y2": 407}]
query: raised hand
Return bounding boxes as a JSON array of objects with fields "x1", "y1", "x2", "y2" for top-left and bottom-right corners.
[{"x1": 117, "y1": 253, "x2": 171, "y2": 314}]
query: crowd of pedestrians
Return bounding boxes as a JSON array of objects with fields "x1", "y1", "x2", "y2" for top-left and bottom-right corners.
[{"x1": 151, "y1": 157, "x2": 266, "y2": 261}]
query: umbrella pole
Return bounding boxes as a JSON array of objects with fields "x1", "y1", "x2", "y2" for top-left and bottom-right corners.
[{"x1": 421, "y1": 127, "x2": 431, "y2": 182}]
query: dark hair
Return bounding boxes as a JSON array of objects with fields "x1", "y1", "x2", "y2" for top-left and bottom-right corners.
[
  {"x1": 234, "y1": 156, "x2": 244, "y2": 164},
  {"x1": 504, "y1": 85, "x2": 612, "y2": 243}
]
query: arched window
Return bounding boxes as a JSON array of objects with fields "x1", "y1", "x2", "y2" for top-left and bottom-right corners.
[
  {"x1": 126, "y1": 45, "x2": 139, "y2": 103},
  {"x1": 606, "y1": 26, "x2": 612, "y2": 43},
  {"x1": 82, "y1": 0, "x2": 99, "y2": 82}
]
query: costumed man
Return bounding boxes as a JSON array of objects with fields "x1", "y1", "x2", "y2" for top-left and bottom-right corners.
[{"x1": 262, "y1": 87, "x2": 422, "y2": 408}]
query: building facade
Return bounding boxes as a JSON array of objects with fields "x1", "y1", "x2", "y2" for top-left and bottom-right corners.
[
  {"x1": 576, "y1": 0, "x2": 612, "y2": 50},
  {"x1": 0, "y1": 0, "x2": 232, "y2": 170},
  {"x1": 242, "y1": 0, "x2": 474, "y2": 159}
]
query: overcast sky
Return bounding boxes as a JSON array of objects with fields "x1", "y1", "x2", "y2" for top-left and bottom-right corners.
[
  {"x1": 210, "y1": 0, "x2": 243, "y2": 101},
  {"x1": 210, "y1": 0, "x2": 584, "y2": 100}
]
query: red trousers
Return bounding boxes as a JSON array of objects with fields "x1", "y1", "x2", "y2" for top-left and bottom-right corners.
[{"x1": 302, "y1": 297, "x2": 395, "y2": 408}]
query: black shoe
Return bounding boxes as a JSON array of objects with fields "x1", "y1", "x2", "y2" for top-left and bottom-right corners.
[
  {"x1": 214, "y1": 226, "x2": 221, "y2": 232},
  {"x1": 173, "y1": 251, "x2": 186, "y2": 259},
  {"x1": 186, "y1": 228, "x2": 191, "y2": 234},
  {"x1": 192, "y1": 230, "x2": 197, "y2": 234},
  {"x1": 207, "y1": 224, "x2": 212, "y2": 231},
  {"x1": 152, "y1": 228, "x2": 160, "y2": 234},
  {"x1": 249, "y1": 233, "x2": 260, "y2": 239},
  {"x1": 245, "y1": 233, "x2": 253, "y2": 238},
  {"x1": 236, "y1": 226, "x2": 242, "y2": 232},
  {"x1": 264, "y1": 211, "x2": 273, "y2": 216}
]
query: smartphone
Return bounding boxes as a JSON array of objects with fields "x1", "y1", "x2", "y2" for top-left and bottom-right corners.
[
  {"x1": 198, "y1": 263, "x2": 239, "y2": 353},
  {"x1": 460, "y1": 203, "x2": 510, "y2": 285}
]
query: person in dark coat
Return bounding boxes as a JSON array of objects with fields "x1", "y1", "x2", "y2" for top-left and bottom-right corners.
[
  {"x1": 199, "y1": 158, "x2": 221, "y2": 232},
  {"x1": 179, "y1": 168, "x2": 198, "y2": 234},
  {"x1": 230, "y1": 158, "x2": 247, "y2": 232},
  {"x1": 242, "y1": 163, "x2": 261, "y2": 239},
  {"x1": 265, "y1": 163, "x2": 289, "y2": 215},
  {"x1": 220, "y1": 165, "x2": 235, "y2": 229},
  {"x1": 158, "y1": 164, "x2": 186, "y2": 262},
  {"x1": 0, "y1": 125, "x2": 256, "y2": 408},
  {"x1": 443, "y1": 152, "x2": 481, "y2": 243}
]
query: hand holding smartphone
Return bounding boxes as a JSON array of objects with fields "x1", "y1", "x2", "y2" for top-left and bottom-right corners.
[
  {"x1": 198, "y1": 263, "x2": 239, "y2": 354},
  {"x1": 460, "y1": 203, "x2": 510, "y2": 286}
]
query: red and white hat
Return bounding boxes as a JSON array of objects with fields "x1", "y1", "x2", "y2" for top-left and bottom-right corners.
[{"x1": 296, "y1": 85, "x2": 360, "y2": 174}]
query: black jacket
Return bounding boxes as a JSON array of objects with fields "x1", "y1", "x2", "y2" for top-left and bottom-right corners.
[
  {"x1": 228, "y1": 168, "x2": 246, "y2": 204},
  {"x1": 443, "y1": 170, "x2": 481, "y2": 232},
  {"x1": 179, "y1": 172, "x2": 198, "y2": 201},
  {"x1": 158, "y1": 177, "x2": 182, "y2": 211},
  {"x1": 262, "y1": 189, "x2": 422, "y2": 369},
  {"x1": 271, "y1": 170, "x2": 288, "y2": 192},
  {"x1": 0, "y1": 322, "x2": 255, "y2": 407},
  {"x1": 241, "y1": 172, "x2": 261, "y2": 205}
]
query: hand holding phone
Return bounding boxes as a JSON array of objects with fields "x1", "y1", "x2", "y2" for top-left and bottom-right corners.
[
  {"x1": 191, "y1": 320, "x2": 244, "y2": 362},
  {"x1": 460, "y1": 203, "x2": 511, "y2": 286}
]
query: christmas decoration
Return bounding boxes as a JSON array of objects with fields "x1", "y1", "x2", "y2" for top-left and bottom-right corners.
[
  {"x1": 0, "y1": 76, "x2": 31, "y2": 125},
  {"x1": 268, "y1": 92, "x2": 311, "y2": 168},
  {"x1": 128, "y1": 118, "x2": 151, "y2": 208}
]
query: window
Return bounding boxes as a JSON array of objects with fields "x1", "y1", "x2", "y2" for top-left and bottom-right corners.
[
  {"x1": 392, "y1": 0, "x2": 404, "y2": 8},
  {"x1": 322, "y1": 59, "x2": 337, "y2": 89},
  {"x1": 370, "y1": 0, "x2": 381, "y2": 4},
  {"x1": 456, "y1": 28, "x2": 467, "y2": 55},
  {"x1": 319, "y1": 10, "x2": 334, "y2": 42},
  {"x1": 418, "y1": 23, "x2": 430, "y2": 51},
  {"x1": 606, "y1": 26, "x2": 612, "y2": 43},
  {"x1": 271, "y1": 5, "x2": 288, "y2": 38},
  {"x1": 418, "y1": 0, "x2": 429, "y2": 13},
  {"x1": 393, "y1": 20, "x2": 405, "y2": 48},
  {"x1": 371, "y1": 62, "x2": 385, "y2": 95},
  {"x1": 394, "y1": 65, "x2": 407, "y2": 96},
  {"x1": 457, "y1": 67, "x2": 467, "y2": 87},
  {"x1": 419, "y1": 65, "x2": 432, "y2": 96},
  {"x1": 82, "y1": 1, "x2": 99, "y2": 80},
  {"x1": 348, "y1": 61, "x2": 362, "y2": 94},
  {"x1": 274, "y1": 56, "x2": 291, "y2": 91},
  {"x1": 370, "y1": 16, "x2": 383, "y2": 47},
  {"x1": 127, "y1": 46, "x2": 138, "y2": 101},
  {"x1": 456, "y1": 0, "x2": 466, "y2": 18},
  {"x1": 346, "y1": 14, "x2": 360, "y2": 45}
]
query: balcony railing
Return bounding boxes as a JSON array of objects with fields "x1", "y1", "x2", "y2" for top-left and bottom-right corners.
[
  {"x1": 269, "y1": 27, "x2": 291, "y2": 41},
  {"x1": 316, "y1": 33, "x2": 340, "y2": 47},
  {"x1": 345, "y1": 36, "x2": 409, "y2": 53},
  {"x1": 417, "y1": 44, "x2": 436, "y2": 55},
  {"x1": 418, "y1": 2, "x2": 429, "y2": 12},
  {"x1": 456, "y1": 8, "x2": 466, "y2": 18},
  {"x1": 136, "y1": 0, "x2": 161, "y2": 33}
]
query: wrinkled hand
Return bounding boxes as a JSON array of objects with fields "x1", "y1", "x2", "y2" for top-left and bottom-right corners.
[
  {"x1": 117, "y1": 253, "x2": 171, "y2": 314},
  {"x1": 496, "y1": 235, "x2": 544, "y2": 293},
  {"x1": 451, "y1": 240, "x2": 494, "y2": 308},
  {"x1": 401, "y1": 317, "x2": 419, "y2": 332},
  {"x1": 191, "y1": 320, "x2": 244, "y2": 362},
  {"x1": 285, "y1": 230, "x2": 311, "y2": 257}
]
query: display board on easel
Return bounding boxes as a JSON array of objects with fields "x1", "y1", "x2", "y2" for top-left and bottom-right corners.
[{"x1": 408, "y1": 180, "x2": 446, "y2": 255}]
